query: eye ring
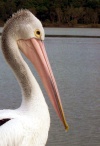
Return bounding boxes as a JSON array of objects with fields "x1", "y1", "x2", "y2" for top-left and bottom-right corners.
[{"x1": 34, "y1": 29, "x2": 41, "y2": 39}]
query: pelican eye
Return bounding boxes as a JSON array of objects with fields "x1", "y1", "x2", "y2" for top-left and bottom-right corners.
[{"x1": 34, "y1": 29, "x2": 41, "y2": 39}]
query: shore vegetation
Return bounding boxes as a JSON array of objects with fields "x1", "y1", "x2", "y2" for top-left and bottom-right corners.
[{"x1": 0, "y1": 0, "x2": 100, "y2": 27}]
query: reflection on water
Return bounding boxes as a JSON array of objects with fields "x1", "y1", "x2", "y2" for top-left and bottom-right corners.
[{"x1": 0, "y1": 37, "x2": 100, "y2": 146}]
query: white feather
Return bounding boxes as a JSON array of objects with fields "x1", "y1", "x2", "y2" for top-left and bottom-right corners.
[{"x1": 0, "y1": 10, "x2": 50, "y2": 146}]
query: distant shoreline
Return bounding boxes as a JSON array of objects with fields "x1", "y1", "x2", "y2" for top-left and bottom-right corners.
[
  {"x1": 0, "y1": 27, "x2": 100, "y2": 38},
  {"x1": 0, "y1": 21, "x2": 100, "y2": 28},
  {"x1": 43, "y1": 23, "x2": 100, "y2": 28}
]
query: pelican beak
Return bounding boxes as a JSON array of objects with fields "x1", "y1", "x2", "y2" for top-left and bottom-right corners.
[{"x1": 18, "y1": 38, "x2": 69, "y2": 131}]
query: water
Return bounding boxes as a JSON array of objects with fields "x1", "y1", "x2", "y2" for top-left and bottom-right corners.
[
  {"x1": 0, "y1": 27, "x2": 100, "y2": 37},
  {"x1": 44, "y1": 27, "x2": 100, "y2": 37},
  {"x1": 0, "y1": 36, "x2": 100, "y2": 146}
]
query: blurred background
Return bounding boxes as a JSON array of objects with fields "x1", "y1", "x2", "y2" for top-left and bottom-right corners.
[{"x1": 0, "y1": 0, "x2": 100, "y2": 28}]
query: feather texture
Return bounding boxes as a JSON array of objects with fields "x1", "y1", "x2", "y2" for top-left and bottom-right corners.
[{"x1": 0, "y1": 10, "x2": 50, "y2": 146}]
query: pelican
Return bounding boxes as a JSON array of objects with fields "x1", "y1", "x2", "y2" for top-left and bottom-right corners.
[{"x1": 0, "y1": 10, "x2": 68, "y2": 146}]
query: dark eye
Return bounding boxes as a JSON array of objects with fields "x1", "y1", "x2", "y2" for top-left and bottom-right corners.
[
  {"x1": 34, "y1": 29, "x2": 41, "y2": 38},
  {"x1": 36, "y1": 30, "x2": 40, "y2": 35}
]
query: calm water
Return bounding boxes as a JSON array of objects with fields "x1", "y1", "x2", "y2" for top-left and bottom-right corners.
[
  {"x1": 0, "y1": 27, "x2": 100, "y2": 37},
  {"x1": 44, "y1": 27, "x2": 100, "y2": 37},
  {"x1": 0, "y1": 36, "x2": 100, "y2": 146}
]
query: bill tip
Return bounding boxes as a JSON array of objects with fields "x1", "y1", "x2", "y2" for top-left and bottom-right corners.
[{"x1": 65, "y1": 123, "x2": 69, "y2": 131}]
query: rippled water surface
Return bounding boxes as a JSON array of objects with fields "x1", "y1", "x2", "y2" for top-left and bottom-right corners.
[{"x1": 0, "y1": 37, "x2": 100, "y2": 146}]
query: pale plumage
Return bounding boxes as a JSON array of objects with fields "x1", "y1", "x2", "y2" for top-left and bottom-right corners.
[{"x1": 0, "y1": 10, "x2": 68, "y2": 146}]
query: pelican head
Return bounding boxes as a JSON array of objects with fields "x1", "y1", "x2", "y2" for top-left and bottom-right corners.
[{"x1": 2, "y1": 10, "x2": 69, "y2": 130}]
